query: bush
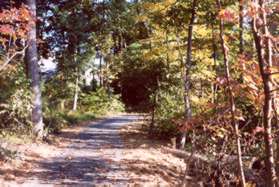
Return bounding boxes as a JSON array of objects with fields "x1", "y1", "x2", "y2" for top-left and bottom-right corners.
[
  {"x1": 0, "y1": 87, "x2": 32, "y2": 133},
  {"x1": 153, "y1": 119, "x2": 180, "y2": 138},
  {"x1": 43, "y1": 87, "x2": 124, "y2": 134},
  {"x1": 61, "y1": 112, "x2": 96, "y2": 125},
  {"x1": 150, "y1": 86, "x2": 184, "y2": 137},
  {"x1": 80, "y1": 88, "x2": 125, "y2": 115},
  {"x1": 44, "y1": 112, "x2": 68, "y2": 134}
]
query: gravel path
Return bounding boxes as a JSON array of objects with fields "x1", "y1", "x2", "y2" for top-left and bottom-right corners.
[{"x1": 2, "y1": 114, "x2": 142, "y2": 187}]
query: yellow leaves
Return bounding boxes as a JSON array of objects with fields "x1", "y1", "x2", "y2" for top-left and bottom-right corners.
[
  {"x1": 271, "y1": 73, "x2": 279, "y2": 81},
  {"x1": 243, "y1": 75, "x2": 259, "y2": 91},
  {"x1": 142, "y1": 2, "x2": 156, "y2": 11},
  {"x1": 150, "y1": 0, "x2": 176, "y2": 11},
  {"x1": 142, "y1": 46, "x2": 165, "y2": 61},
  {"x1": 140, "y1": 0, "x2": 176, "y2": 16},
  {"x1": 194, "y1": 26, "x2": 211, "y2": 38},
  {"x1": 164, "y1": 0, "x2": 176, "y2": 7},
  {"x1": 207, "y1": 125, "x2": 228, "y2": 139},
  {"x1": 191, "y1": 95, "x2": 209, "y2": 107},
  {"x1": 136, "y1": 15, "x2": 148, "y2": 22}
]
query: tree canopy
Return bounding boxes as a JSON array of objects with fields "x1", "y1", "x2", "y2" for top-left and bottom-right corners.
[{"x1": 0, "y1": 0, "x2": 278, "y2": 186}]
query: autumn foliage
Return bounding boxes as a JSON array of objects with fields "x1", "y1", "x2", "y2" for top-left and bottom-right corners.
[
  {"x1": 0, "y1": 4, "x2": 31, "y2": 42},
  {"x1": 0, "y1": 0, "x2": 278, "y2": 186}
]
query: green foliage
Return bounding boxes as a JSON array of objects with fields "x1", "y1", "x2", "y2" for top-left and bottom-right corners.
[
  {"x1": 81, "y1": 88, "x2": 125, "y2": 115},
  {"x1": 42, "y1": 72, "x2": 76, "y2": 112},
  {"x1": 152, "y1": 119, "x2": 180, "y2": 138},
  {"x1": 154, "y1": 86, "x2": 184, "y2": 121},
  {"x1": 0, "y1": 66, "x2": 32, "y2": 133},
  {"x1": 0, "y1": 146, "x2": 18, "y2": 162},
  {"x1": 61, "y1": 112, "x2": 96, "y2": 125},
  {"x1": 44, "y1": 112, "x2": 68, "y2": 134}
]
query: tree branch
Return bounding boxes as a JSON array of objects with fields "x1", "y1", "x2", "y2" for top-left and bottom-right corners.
[{"x1": 0, "y1": 45, "x2": 28, "y2": 72}]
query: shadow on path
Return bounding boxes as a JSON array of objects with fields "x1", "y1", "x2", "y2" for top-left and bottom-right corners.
[{"x1": 0, "y1": 114, "x2": 143, "y2": 186}]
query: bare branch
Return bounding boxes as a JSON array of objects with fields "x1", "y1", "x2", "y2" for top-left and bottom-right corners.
[
  {"x1": 270, "y1": 88, "x2": 279, "y2": 94},
  {"x1": 0, "y1": 45, "x2": 28, "y2": 72}
]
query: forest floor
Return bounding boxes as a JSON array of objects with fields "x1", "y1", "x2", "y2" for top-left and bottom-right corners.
[{"x1": 0, "y1": 114, "x2": 189, "y2": 187}]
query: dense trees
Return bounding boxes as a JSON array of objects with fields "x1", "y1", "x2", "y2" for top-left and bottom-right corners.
[{"x1": 0, "y1": 0, "x2": 278, "y2": 185}]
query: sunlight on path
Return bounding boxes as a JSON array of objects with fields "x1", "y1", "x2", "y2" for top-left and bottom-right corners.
[{"x1": 1, "y1": 114, "x2": 142, "y2": 187}]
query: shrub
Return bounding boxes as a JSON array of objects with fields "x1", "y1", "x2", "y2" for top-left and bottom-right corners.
[
  {"x1": 80, "y1": 88, "x2": 125, "y2": 115},
  {"x1": 0, "y1": 87, "x2": 32, "y2": 133},
  {"x1": 44, "y1": 112, "x2": 68, "y2": 134}
]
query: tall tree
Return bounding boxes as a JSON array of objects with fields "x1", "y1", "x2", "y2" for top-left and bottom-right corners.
[
  {"x1": 239, "y1": 0, "x2": 244, "y2": 54},
  {"x1": 181, "y1": 0, "x2": 198, "y2": 149},
  {"x1": 25, "y1": 0, "x2": 44, "y2": 138},
  {"x1": 216, "y1": 0, "x2": 246, "y2": 186},
  {"x1": 252, "y1": 0, "x2": 277, "y2": 185}
]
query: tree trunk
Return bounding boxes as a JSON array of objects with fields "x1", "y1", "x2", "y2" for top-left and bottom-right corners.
[
  {"x1": 216, "y1": 0, "x2": 246, "y2": 186},
  {"x1": 73, "y1": 69, "x2": 79, "y2": 111},
  {"x1": 181, "y1": 0, "x2": 197, "y2": 149},
  {"x1": 60, "y1": 99, "x2": 65, "y2": 112},
  {"x1": 273, "y1": 98, "x2": 279, "y2": 172},
  {"x1": 211, "y1": 22, "x2": 218, "y2": 104},
  {"x1": 99, "y1": 55, "x2": 103, "y2": 87},
  {"x1": 252, "y1": 0, "x2": 277, "y2": 185},
  {"x1": 239, "y1": 0, "x2": 244, "y2": 54},
  {"x1": 25, "y1": 0, "x2": 44, "y2": 138},
  {"x1": 150, "y1": 89, "x2": 157, "y2": 134}
]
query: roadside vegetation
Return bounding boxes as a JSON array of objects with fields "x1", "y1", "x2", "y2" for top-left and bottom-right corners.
[{"x1": 0, "y1": 0, "x2": 278, "y2": 186}]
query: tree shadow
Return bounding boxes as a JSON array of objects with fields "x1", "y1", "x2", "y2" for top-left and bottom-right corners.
[
  {"x1": 0, "y1": 114, "x2": 181, "y2": 185},
  {"x1": 0, "y1": 156, "x2": 149, "y2": 185}
]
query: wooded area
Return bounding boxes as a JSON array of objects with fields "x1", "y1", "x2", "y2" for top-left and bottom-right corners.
[{"x1": 0, "y1": 0, "x2": 278, "y2": 186}]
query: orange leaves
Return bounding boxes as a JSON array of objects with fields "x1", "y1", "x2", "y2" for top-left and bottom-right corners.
[
  {"x1": 0, "y1": 5, "x2": 32, "y2": 68},
  {"x1": 0, "y1": 5, "x2": 32, "y2": 40},
  {"x1": 247, "y1": 2, "x2": 275, "y2": 18},
  {"x1": 218, "y1": 9, "x2": 236, "y2": 23},
  {"x1": 0, "y1": 25, "x2": 15, "y2": 36},
  {"x1": 247, "y1": 2, "x2": 259, "y2": 18},
  {"x1": 0, "y1": 6, "x2": 30, "y2": 23},
  {"x1": 236, "y1": 55, "x2": 266, "y2": 110},
  {"x1": 18, "y1": 6, "x2": 32, "y2": 22}
]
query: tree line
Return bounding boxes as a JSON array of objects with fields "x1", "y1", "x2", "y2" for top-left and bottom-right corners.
[{"x1": 0, "y1": 0, "x2": 278, "y2": 186}]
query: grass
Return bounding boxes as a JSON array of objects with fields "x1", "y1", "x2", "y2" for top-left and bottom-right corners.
[
  {"x1": 62, "y1": 111, "x2": 96, "y2": 125},
  {"x1": 0, "y1": 130, "x2": 34, "y2": 144},
  {"x1": 0, "y1": 110, "x2": 97, "y2": 162}
]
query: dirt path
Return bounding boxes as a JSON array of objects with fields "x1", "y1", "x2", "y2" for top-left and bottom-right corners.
[{"x1": 0, "y1": 114, "x2": 186, "y2": 187}]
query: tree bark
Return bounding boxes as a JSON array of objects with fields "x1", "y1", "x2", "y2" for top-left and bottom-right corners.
[
  {"x1": 273, "y1": 98, "x2": 279, "y2": 171},
  {"x1": 181, "y1": 0, "x2": 197, "y2": 149},
  {"x1": 73, "y1": 70, "x2": 79, "y2": 111},
  {"x1": 239, "y1": 0, "x2": 244, "y2": 54},
  {"x1": 25, "y1": 0, "x2": 44, "y2": 138},
  {"x1": 211, "y1": 21, "x2": 218, "y2": 104},
  {"x1": 99, "y1": 55, "x2": 103, "y2": 87},
  {"x1": 150, "y1": 87, "x2": 157, "y2": 134},
  {"x1": 252, "y1": 0, "x2": 277, "y2": 186},
  {"x1": 216, "y1": 0, "x2": 246, "y2": 186}
]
